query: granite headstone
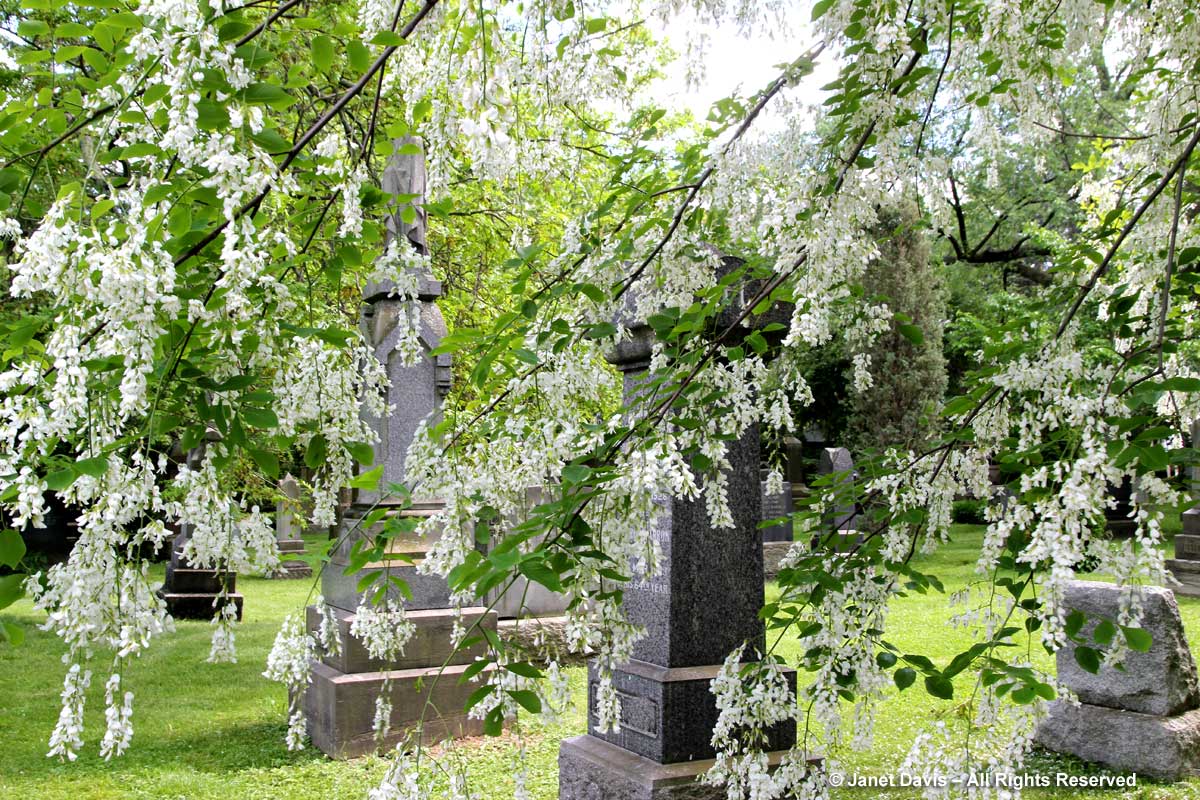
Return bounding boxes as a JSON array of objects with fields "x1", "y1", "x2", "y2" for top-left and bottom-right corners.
[{"x1": 559, "y1": 317, "x2": 797, "y2": 800}]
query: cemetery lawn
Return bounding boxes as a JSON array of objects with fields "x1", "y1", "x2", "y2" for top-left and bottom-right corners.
[{"x1": 3, "y1": 525, "x2": 1200, "y2": 800}]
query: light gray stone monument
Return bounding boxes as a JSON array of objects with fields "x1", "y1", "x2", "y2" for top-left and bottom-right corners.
[
  {"x1": 271, "y1": 474, "x2": 312, "y2": 579},
  {"x1": 1168, "y1": 420, "x2": 1200, "y2": 595},
  {"x1": 558, "y1": 316, "x2": 799, "y2": 800},
  {"x1": 1035, "y1": 580, "x2": 1200, "y2": 780},
  {"x1": 303, "y1": 139, "x2": 496, "y2": 759},
  {"x1": 814, "y1": 447, "x2": 859, "y2": 552},
  {"x1": 486, "y1": 486, "x2": 571, "y2": 619}
]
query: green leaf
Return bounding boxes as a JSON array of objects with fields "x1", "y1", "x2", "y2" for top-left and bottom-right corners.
[
  {"x1": 370, "y1": 31, "x2": 405, "y2": 46},
  {"x1": 1122, "y1": 626, "x2": 1153, "y2": 653},
  {"x1": 925, "y1": 674, "x2": 954, "y2": 699},
  {"x1": 347, "y1": 40, "x2": 370, "y2": 72},
  {"x1": 347, "y1": 441, "x2": 374, "y2": 466},
  {"x1": 249, "y1": 449, "x2": 279, "y2": 479},
  {"x1": 811, "y1": 0, "x2": 835, "y2": 20},
  {"x1": 75, "y1": 456, "x2": 107, "y2": 478},
  {"x1": 897, "y1": 323, "x2": 924, "y2": 345},
  {"x1": 243, "y1": 83, "x2": 293, "y2": 107},
  {"x1": 0, "y1": 574, "x2": 24, "y2": 609},
  {"x1": 506, "y1": 662, "x2": 543, "y2": 679},
  {"x1": 464, "y1": 683, "x2": 494, "y2": 711},
  {"x1": 1074, "y1": 645, "x2": 1101, "y2": 674},
  {"x1": 562, "y1": 463, "x2": 590, "y2": 485},
  {"x1": 508, "y1": 689, "x2": 542, "y2": 714},
  {"x1": 876, "y1": 651, "x2": 897, "y2": 669},
  {"x1": 311, "y1": 35, "x2": 334, "y2": 71},
  {"x1": 241, "y1": 407, "x2": 278, "y2": 429},
  {"x1": 0, "y1": 530, "x2": 25, "y2": 568},
  {"x1": 349, "y1": 465, "x2": 384, "y2": 490},
  {"x1": 305, "y1": 435, "x2": 328, "y2": 469},
  {"x1": 894, "y1": 667, "x2": 916, "y2": 690},
  {"x1": 519, "y1": 560, "x2": 563, "y2": 593},
  {"x1": 1092, "y1": 619, "x2": 1116, "y2": 646},
  {"x1": 44, "y1": 468, "x2": 76, "y2": 492},
  {"x1": 18, "y1": 19, "x2": 50, "y2": 37}
]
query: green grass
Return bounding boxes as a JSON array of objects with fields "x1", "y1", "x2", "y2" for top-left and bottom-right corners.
[{"x1": 3, "y1": 526, "x2": 1200, "y2": 799}]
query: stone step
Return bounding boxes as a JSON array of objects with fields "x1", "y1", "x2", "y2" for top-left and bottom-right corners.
[
  {"x1": 274, "y1": 560, "x2": 313, "y2": 579},
  {"x1": 304, "y1": 659, "x2": 494, "y2": 759},
  {"x1": 306, "y1": 605, "x2": 495, "y2": 674}
]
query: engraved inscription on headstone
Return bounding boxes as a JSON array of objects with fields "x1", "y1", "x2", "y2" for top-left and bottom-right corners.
[{"x1": 587, "y1": 682, "x2": 661, "y2": 739}]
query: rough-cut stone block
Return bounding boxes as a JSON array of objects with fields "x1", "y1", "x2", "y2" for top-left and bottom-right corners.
[
  {"x1": 585, "y1": 660, "x2": 796, "y2": 763},
  {"x1": 306, "y1": 605, "x2": 495, "y2": 674},
  {"x1": 559, "y1": 736, "x2": 813, "y2": 800},
  {"x1": 276, "y1": 560, "x2": 313, "y2": 579},
  {"x1": 304, "y1": 660, "x2": 489, "y2": 759},
  {"x1": 1035, "y1": 701, "x2": 1200, "y2": 781},
  {"x1": 278, "y1": 538, "x2": 306, "y2": 555},
  {"x1": 1056, "y1": 581, "x2": 1199, "y2": 716},
  {"x1": 162, "y1": 592, "x2": 243, "y2": 621},
  {"x1": 1167, "y1": 559, "x2": 1200, "y2": 598}
]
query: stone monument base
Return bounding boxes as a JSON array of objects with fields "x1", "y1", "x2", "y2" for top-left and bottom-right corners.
[
  {"x1": 1035, "y1": 701, "x2": 1200, "y2": 781},
  {"x1": 303, "y1": 603, "x2": 497, "y2": 759},
  {"x1": 161, "y1": 590, "x2": 244, "y2": 620},
  {"x1": 274, "y1": 537, "x2": 312, "y2": 579},
  {"x1": 304, "y1": 659, "x2": 491, "y2": 759},
  {"x1": 1167, "y1": 559, "x2": 1200, "y2": 597},
  {"x1": 159, "y1": 568, "x2": 243, "y2": 620},
  {"x1": 1105, "y1": 519, "x2": 1138, "y2": 538},
  {"x1": 559, "y1": 736, "x2": 811, "y2": 800}
]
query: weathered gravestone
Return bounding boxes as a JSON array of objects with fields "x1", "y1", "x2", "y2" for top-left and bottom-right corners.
[
  {"x1": 760, "y1": 473, "x2": 794, "y2": 544},
  {"x1": 160, "y1": 432, "x2": 244, "y2": 620},
  {"x1": 558, "y1": 316, "x2": 798, "y2": 800},
  {"x1": 303, "y1": 140, "x2": 496, "y2": 759},
  {"x1": 271, "y1": 474, "x2": 312, "y2": 579},
  {"x1": 1168, "y1": 420, "x2": 1200, "y2": 595},
  {"x1": 762, "y1": 436, "x2": 807, "y2": 581},
  {"x1": 1035, "y1": 580, "x2": 1200, "y2": 780},
  {"x1": 1104, "y1": 477, "x2": 1138, "y2": 538},
  {"x1": 812, "y1": 447, "x2": 859, "y2": 553}
]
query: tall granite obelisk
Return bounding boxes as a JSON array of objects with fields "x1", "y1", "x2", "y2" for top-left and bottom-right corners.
[
  {"x1": 304, "y1": 139, "x2": 496, "y2": 758},
  {"x1": 558, "y1": 316, "x2": 797, "y2": 800}
]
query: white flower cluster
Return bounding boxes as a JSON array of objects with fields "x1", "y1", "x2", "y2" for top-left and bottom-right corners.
[{"x1": 349, "y1": 595, "x2": 416, "y2": 662}]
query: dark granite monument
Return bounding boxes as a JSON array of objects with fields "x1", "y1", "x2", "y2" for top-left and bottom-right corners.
[
  {"x1": 558, "y1": 317, "x2": 797, "y2": 800},
  {"x1": 303, "y1": 139, "x2": 496, "y2": 758},
  {"x1": 761, "y1": 473, "x2": 794, "y2": 544},
  {"x1": 159, "y1": 433, "x2": 244, "y2": 620}
]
